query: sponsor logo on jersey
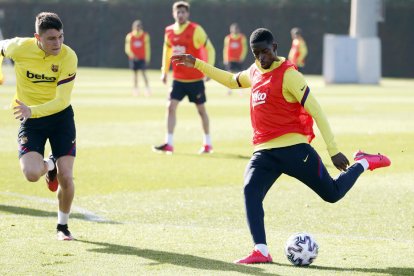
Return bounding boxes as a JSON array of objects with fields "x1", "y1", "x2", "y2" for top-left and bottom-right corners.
[
  {"x1": 133, "y1": 40, "x2": 143, "y2": 48},
  {"x1": 19, "y1": 136, "x2": 28, "y2": 145},
  {"x1": 26, "y1": 70, "x2": 56, "y2": 83},
  {"x1": 172, "y1": 45, "x2": 186, "y2": 55},
  {"x1": 252, "y1": 91, "x2": 267, "y2": 107},
  {"x1": 230, "y1": 41, "x2": 240, "y2": 49}
]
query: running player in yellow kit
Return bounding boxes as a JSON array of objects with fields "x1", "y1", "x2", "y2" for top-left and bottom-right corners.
[{"x1": 0, "y1": 12, "x2": 77, "y2": 240}]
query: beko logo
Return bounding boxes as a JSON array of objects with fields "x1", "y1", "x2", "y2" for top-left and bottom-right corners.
[
  {"x1": 252, "y1": 91, "x2": 267, "y2": 107},
  {"x1": 26, "y1": 71, "x2": 56, "y2": 83}
]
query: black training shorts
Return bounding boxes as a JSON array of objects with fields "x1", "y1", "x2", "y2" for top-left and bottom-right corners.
[
  {"x1": 129, "y1": 59, "x2": 146, "y2": 70},
  {"x1": 17, "y1": 105, "x2": 76, "y2": 159},
  {"x1": 170, "y1": 80, "x2": 206, "y2": 104},
  {"x1": 226, "y1": 61, "x2": 243, "y2": 72}
]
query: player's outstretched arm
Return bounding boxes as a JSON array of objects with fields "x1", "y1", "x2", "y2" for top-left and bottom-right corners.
[
  {"x1": 171, "y1": 54, "x2": 196, "y2": 68},
  {"x1": 331, "y1": 152, "x2": 350, "y2": 171},
  {"x1": 171, "y1": 54, "x2": 249, "y2": 89}
]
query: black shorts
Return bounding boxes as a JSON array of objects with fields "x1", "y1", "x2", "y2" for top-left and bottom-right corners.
[
  {"x1": 226, "y1": 62, "x2": 243, "y2": 72},
  {"x1": 17, "y1": 105, "x2": 76, "y2": 159},
  {"x1": 129, "y1": 59, "x2": 146, "y2": 70},
  {"x1": 170, "y1": 80, "x2": 206, "y2": 104}
]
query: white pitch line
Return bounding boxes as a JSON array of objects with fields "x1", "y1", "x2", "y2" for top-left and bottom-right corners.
[{"x1": 0, "y1": 191, "x2": 109, "y2": 222}]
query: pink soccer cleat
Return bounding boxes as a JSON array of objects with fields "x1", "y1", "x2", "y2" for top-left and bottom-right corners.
[
  {"x1": 152, "y1": 143, "x2": 174, "y2": 154},
  {"x1": 353, "y1": 150, "x2": 391, "y2": 171},
  {"x1": 45, "y1": 155, "x2": 58, "y2": 192},
  {"x1": 198, "y1": 145, "x2": 213, "y2": 154},
  {"x1": 234, "y1": 249, "x2": 273, "y2": 264}
]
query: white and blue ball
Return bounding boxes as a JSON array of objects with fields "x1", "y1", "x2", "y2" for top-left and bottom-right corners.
[{"x1": 285, "y1": 232, "x2": 319, "y2": 266}]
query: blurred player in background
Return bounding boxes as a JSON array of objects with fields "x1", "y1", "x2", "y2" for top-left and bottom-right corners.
[
  {"x1": 125, "y1": 19, "x2": 151, "y2": 96},
  {"x1": 153, "y1": 1, "x2": 216, "y2": 154},
  {"x1": 288, "y1": 27, "x2": 307, "y2": 72},
  {"x1": 171, "y1": 28, "x2": 391, "y2": 264},
  {"x1": 223, "y1": 23, "x2": 247, "y2": 95},
  {"x1": 0, "y1": 12, "x2": 78, "y2": 241}
]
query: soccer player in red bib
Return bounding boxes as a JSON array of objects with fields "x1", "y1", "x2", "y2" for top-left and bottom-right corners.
[
  {"x1": 125, "y1": 20, "x2": 151, "y2": 96},
  {"x1": 153, "y1": 1, "x2": 216, "y2": 154},
  {"x1": 223, "y1": 23, "x2": 247, "y2": 95},
  {"x1": 0, "y1": 12, "x2": 77, "y2": 241},
  {"x1": 171, "y1": 28, "x2": 391, "y2": 264},
  {"x1": 288, "y1": 27, "x2": 308, "y2": 72}
]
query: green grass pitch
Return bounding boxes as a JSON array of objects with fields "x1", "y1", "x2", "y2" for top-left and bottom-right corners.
[{"x1": 0, "y1": 66, "x2": 413, "y2": 275}]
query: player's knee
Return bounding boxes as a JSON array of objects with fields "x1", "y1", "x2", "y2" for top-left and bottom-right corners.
[
  {"x1": 167, "y1": 104, "x2": 176, "y2": 115},
  {"x1": 321, "y1": 193, "x2": 342, "y2": 204},
  {"x1": 22, "y1": 169, "x2": 41, "y2": 182},
  {"x1": 57, "y1": 173, "x2": 74, "y2": 189},
  {"x1": 243, "y1": 182, "x2": 260, "y2": 199}
]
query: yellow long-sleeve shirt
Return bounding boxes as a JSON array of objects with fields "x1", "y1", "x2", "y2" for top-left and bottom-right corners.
[
  {"x1": 194, "y1": 57, "x2": 339, "y2": 157},
  {"x1": 161, "y1": 21, "x2": 215, "y2": 81},
  {"x1": 1, "y1": 37, "x2": 77, "y2": 118}
]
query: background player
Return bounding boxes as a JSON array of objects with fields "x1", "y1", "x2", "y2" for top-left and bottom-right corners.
[
  {"x1": 153, "y1": 1, "x2": 216, "y2": 154},
  {"x1": 223, "y1": 23, "x2": 247, "y2": 95},
  {"x1": 288, "y1": 27, "x2": 308, "y2": 72},
  {"x1": 0, "y1": 12, "x2": 78, "y2": 241},
  {"x1": 125, "y1": 19, "x2": 151, "y2": 96},
  {"x1": 171, "y1": 28, "x2": 391, "y2": 264}
]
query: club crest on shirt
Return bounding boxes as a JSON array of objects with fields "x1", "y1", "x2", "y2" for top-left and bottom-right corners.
[
  {"x1": 51, "y1": 64, "x2": 59, "y2": 72},
  {"x1": 19, "y1": 136, "x2": 28, "y2": 145}
]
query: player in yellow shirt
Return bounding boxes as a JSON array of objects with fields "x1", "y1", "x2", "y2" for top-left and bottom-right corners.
[
  {"x1": 288, "y1": 27, "x2": 308, "y2": 71},
  {"x1": 0, "y1": 12, "x2": 77, "y2": 240}
]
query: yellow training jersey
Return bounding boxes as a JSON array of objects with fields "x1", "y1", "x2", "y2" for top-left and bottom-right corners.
[{"x1": 1, "y1": 37, "x2": 77, "y2": 118}]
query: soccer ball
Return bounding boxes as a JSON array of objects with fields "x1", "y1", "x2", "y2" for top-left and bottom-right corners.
[{"x1": 284, "y1": 232, "x2": 319, "y2": 266}]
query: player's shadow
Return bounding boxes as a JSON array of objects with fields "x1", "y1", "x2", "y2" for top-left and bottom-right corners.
[
  {"x1": 78, "y1": 240, "x2": 276, "y2": 276},
  {"x1": 0, "y1": 204, "x2": 119, "y2": 224},
  {"x1": 272, "y1": 262, "x2": 414, "y2": 276},
  {"x1": 175, "y1": 152, "x2": 251, "y2": 160}
]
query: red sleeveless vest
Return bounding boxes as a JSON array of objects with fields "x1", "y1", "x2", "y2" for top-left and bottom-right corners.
[
  {"x1": 165, "y1": 22, "x2": 205, "y2": 80},
  {"x1": 249, "y1": 60, "x2": 315, "y2": 145},
  {"x1": 129, "y1": 32, "x2": 146, "y2": 60},
  {"x1": 226, "y1": 35, "x2": 243, "y2": 62}
]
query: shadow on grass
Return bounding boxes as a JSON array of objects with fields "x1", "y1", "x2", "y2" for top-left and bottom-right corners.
[
  {"x1": 0, "y1": 204, "x2": 119, "y2": 224},
  {"x1": 272, "y1": 262, "x2": 414, "y2": 276},
  {"x1": 174, "y1": 152, "x2": 251, "y2": 160},
  {"x1": 78, "y1": 240, "x2": 276, "y2": 276}
]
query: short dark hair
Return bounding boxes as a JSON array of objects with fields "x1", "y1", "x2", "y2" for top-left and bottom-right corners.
[
  {"x1": 249, "y1": 28, "x2": 274, "y2": 45},
  {"x1": 173, "y1": 1, "x2": 190, "y2": 12},
  {"x1": 35, "y1": 12, "x2": 63, "y2": 34}
]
